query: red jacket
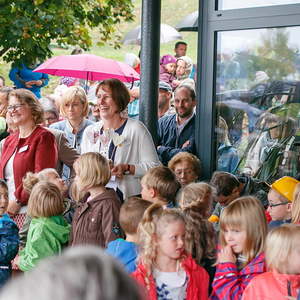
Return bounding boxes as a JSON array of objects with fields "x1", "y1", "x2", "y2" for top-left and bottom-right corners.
[
  {"x1": 132, "y1": 255, "x2": 209, "y2": 300},
  {"x1": 210, "y1": 252, "x2": 266, "y2": 300},
  {"x1": 242, "y1": 271, "x2": 300, "y2": 300},
  {"x1": 0, "y1": 126, "x2": 57, "y2": 205}
]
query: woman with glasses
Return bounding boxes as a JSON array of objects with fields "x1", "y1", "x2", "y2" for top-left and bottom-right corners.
[
  {"x1": 50, "y1": 86, "x2": 94, "y2": 179},
  {"x1": 0, "y1": 88, "x2": 57, "y2": 221}
]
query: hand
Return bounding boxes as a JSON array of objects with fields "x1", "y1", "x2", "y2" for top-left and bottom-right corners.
[
  {"x1": 218, "y1": 245, "x2": 236, "y2": 264},
  {"x1": 7, "y1": 201, "x2": 21, "y2": 216},
  {"x1": 182, "y1": 140, "x2": 190, "y2": 148},
  {"x1": 111, "y1": 164, "x2": 128, "y2": 179}
]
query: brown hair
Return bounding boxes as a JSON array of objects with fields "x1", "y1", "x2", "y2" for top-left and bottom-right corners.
[
  {"x1": 119, "y1": 197, "x2": 152, "y2": 235},
  {"x1": 168, "y1": 152, "x2": 201, "y2": 179},
  {"x1": 27, "y1": 181, "x2": 65, "y2": 218},
  {"x1": 60, "y1": 86, "x2": 89, "y2": 118},
  {"x1": 210, "y1": 171, "x2": 240, "y2": 196},
  {"x1": 96, "y1": 79, "x2": 130, "y2": 112},
  {"x1": 74, "y1": 152, "x2": 111, "y2": 190},
  {"x1": 219, "y1": 196, "x2": 267, "y2": 267},
  {"x1": 141, "y1": 166, "x2": 180, "y2": 203},
  {"x1": 9, "y1": 89, "x2": 44, "y2": 124},
  {"x1": 180, "y1": 182, "x2": 216, "y2": 264},
  {"x1": 0, "y1": 87, "x2": 13, "y2": 117}
]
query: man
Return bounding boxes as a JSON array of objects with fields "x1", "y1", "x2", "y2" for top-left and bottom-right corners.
[
  {"x1": 157, "y1": 85, "x2": 196, "y2": 165},
  {"x1": 174, "y1": 41, "x2": 187, "y2": 58},
  {"x1": 158, "y1": 81, "x2": 174, "y2": 119}
]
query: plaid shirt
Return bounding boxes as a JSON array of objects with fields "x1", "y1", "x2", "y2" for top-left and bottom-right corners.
[{"x1": 210, "y1": 252, "x2": 266, "y2": 300}]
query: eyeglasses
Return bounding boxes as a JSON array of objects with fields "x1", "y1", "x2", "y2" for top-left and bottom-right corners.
[
  {"x1": 269, "y1": 201, "x2": 289, "y2": 208},
  {"x1": 7, "y1": 104, "x2": 25, "y2": 112}
]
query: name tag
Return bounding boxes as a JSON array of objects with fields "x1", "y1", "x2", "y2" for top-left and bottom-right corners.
[{"x1": 18, "y1": 145, "x2": 29, "y2": 153}]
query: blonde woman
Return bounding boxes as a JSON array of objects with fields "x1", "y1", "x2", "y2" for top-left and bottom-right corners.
[
  {"x1": 50, "y1": 86, "x2": 94, "y2": 179},
  {"x1": 211, "y1": 196, "x2": 267, "y2": 300},
  {"x1": 0, "y1": 89, "x2": 57, "y2": 217}
]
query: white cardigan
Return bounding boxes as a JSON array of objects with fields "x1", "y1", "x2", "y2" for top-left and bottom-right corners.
[{"x1": 81, "y1": 118, "x2": 161, "y2": 199}]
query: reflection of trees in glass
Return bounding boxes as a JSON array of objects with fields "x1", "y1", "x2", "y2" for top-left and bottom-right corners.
[{"x1": 254, "y1": 28, "x2": 298, "y2": 80}]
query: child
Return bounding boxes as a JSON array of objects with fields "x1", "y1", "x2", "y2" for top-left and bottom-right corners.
[
  {"x1": 18, "y1": 181, "x2": 70, "y2": 271},
  {"x1": 242, "y1": 224, "x2": 300, "y2": 299},
  {"x1": 210, "y1": 196, "x2": 267, "y2": 300},
  {"x1": 132, "y1": 203, "x2": 209, "y2": 300},
  {"x1": 267, "y1": 176, "x2": 298, "y2": 229},
  {"x1": 141, "y1": 166, "x2": 180, "y2": 208},
  {"x1": 292, "y1": 183, "x2": 300, "y2": 224},
  {"x1": 19, "y1": 168, "x2": 76, "y2": 248},
  {"x1": 208, "y1": 171, "x2": 240, "y2": 231},
  {"x1": 106, "y1": 197, "x2": 152, "y2": 273},
  {"x1": 159, "y1": 54, "x2": 177, "y2": 87},
  {"x1": 70, "y1": 152, "x2": 122, "y2": 247},
  {"x1": 179, "y1": 182, "x2": 216, "y2": 287},
  {"x1": 0, "y1": 180, "x2": 19, "y2": 287}
]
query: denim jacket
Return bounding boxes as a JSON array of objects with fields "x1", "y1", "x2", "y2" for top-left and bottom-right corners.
[{"x1": 50, "y1": 119, "x2": 94, "y2": 178}]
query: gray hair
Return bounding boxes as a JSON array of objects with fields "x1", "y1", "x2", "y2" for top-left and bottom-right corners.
[{"x1": 0, "y1": 246, "x2": 142, "y2": 300}]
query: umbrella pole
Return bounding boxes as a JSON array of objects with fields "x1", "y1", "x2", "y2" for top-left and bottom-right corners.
[{"x1": 85, "y1": 72, "x2": 89, "y2": 93}]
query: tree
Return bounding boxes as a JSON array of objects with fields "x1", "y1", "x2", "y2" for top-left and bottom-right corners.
[{"x1": 0, "y1": 0, "x2": 134, "y2": 65}]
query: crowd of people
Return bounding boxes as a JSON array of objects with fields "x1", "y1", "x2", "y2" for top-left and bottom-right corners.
[{"x1": 0, "y1": 42, "x2": 298, "y2": 300}]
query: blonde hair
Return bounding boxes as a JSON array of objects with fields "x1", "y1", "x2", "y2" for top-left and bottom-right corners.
[
  {"x1": 168, "y1": 152, "x2": 201, "y2": 179},
  {"x1": 137, "y1": 204, "x2": 188, "y2": 288},
  {"x1": 266, "y1": 224, "x2": 300, "y2": 273},
  {"x1": 219, "y1": 196, "x2": 267, "y2": 267},
  {"x1": 27, "y1": 181, "x2": 65, "y2": 218},
  {"x1": 292, "y1": 183, "x2": 300, "y2": 223},
  {"x1": 60, "y1": 86, "x2": 89, "y2": 118},
  {"x1": 141, "y1": 166, "x2": 180, "y2": 203},
  {"x1": 23, "y1": 168, "x2": 58, "y2": 194},
  {"x1": 74, "y1": 152, "x2": 110, "y2": 190},
  {"x1": 180, "y1": 183, "x2": 216, "y2": 264},
  {"x1": 9, "y1": 89, "x2": 44, "y2": 124}
]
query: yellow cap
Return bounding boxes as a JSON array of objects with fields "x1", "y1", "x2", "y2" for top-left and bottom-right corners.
[
  {"x1": 208, "y1": 215, "x2": 219, "y2": 223},
  {"x1": 271, "y1": 176, "x2": 299, "y2": 202}
]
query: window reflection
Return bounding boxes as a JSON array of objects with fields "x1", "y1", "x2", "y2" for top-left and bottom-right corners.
[
  {"x1": 218, "y1": 0, "x2": 300, "y2": 10},
  {"x1": 215, "y1": 27, "x2": 300, "y2": 182}
]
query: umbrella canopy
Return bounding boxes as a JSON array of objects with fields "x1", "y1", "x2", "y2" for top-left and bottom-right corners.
[
  {"x1": 33, "y1": 54, "x2": 140, "y2": 82},
  {"x1": 122, "y1": 23, "x2": 182, "y2": 45},
  {"x1": 176, "y1": 11, "x2": 198, "y2": 32}
]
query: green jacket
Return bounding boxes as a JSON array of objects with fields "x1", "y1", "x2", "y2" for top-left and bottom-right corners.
[{"x1": 18, "y1": 215, "x2": 70, "y2": 271}]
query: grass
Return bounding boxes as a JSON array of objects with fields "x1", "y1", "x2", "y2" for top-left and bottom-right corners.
[{"x1": 0, "y1": 0, "x2": 198, "y2": 94}]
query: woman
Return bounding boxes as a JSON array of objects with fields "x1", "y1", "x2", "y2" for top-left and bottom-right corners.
[
  {"x1": 168, "y1": 152, "x2": 201, "y2": 187},
  {"x1": 173, "y1": 56, "x2": 195, "y2": 90},
  {"x1": 0, "y1": 89, "x2": 57, "y2": 218},
  {"x1": 81, "y1": 78, "x2": 160, "y2": 201},
  {"x1": 50, "y1": 86, "x2": 94, "y2": 179}
]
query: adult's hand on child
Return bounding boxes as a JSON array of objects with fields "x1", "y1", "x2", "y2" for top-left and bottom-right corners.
[
  {"x1": 218, "y1": 245, "x2": 236, "y2": 264},
  {"x1": 182, "y1": 140, "x2": 190, "y2": 148},
  {"x1": 111, "y1": 164, "x2": 127, "y2": 179},
  {"x1": 7, "y1": 201, "x2": 21, "y2": 216}
]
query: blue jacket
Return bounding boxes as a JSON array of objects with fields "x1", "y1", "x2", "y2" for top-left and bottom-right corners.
[
  {"x1": 106, "y1": 239, "x2": 138, "y2": 273},
  {"x1": 9, "y1": 64, "x2": 49, "y2": 98},
  {"x1": 50, "y1": 119, "x2": 94, "y2": 179},
  {"x1": 217, "y1": 143, "x2": 239, "y2": 173},
  {"x1": 157, "y1": 113, "x2": 196, "y2": 165},
  {"x1": 0, "y1": 214, "x2": 19, "y2": 288}
]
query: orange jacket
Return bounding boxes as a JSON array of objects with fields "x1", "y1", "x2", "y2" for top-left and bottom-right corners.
[{"x1": 242, "y1": 271, "x2": 300, "y2": 300}]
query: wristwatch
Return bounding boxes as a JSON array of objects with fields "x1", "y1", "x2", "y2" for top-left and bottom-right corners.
[{"x1": 124, "y1": 164, "x2": 130, "y2": 175}]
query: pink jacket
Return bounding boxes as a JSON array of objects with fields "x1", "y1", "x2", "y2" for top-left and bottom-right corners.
[
  {"x1": 242, "y1": 271, "x2": 300, "y2": 300},
  {"x1": 132, "y1": 255, "x2": 209, "y2": 300}
]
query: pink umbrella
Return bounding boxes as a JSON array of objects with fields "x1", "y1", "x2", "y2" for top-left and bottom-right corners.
[{"x1": 33, "y1": 54, "x2": 140, "y2": 82}]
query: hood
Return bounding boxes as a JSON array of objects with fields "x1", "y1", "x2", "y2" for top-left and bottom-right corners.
[{"x1": 32, "y1": 216, "x2": 70, "y2": 244}]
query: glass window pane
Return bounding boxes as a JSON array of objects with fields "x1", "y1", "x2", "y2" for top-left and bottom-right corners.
[
  {"x1": 215, "y1": 27, "x2": 300, "y2": 183},
  {"x1": 218, "y1": 0, "x2": 300, "y2": 10}
]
